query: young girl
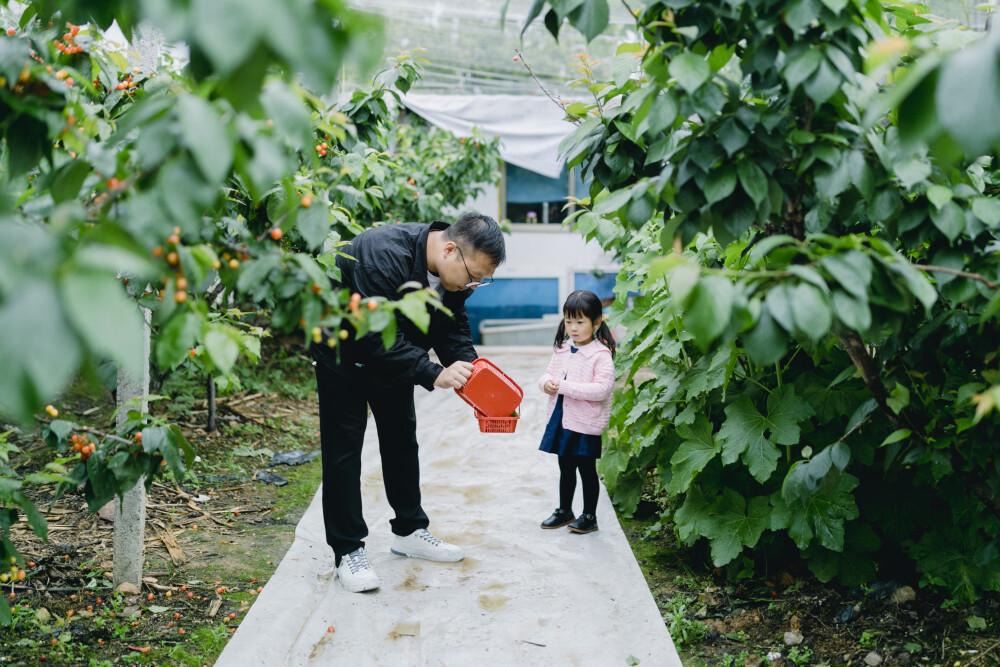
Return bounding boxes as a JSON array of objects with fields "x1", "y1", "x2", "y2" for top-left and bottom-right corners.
[{"x1": 537, "y1": 290, "x2": 616, "y2": 534}]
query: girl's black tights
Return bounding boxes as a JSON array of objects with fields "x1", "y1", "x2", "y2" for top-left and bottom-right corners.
[{"x1": 558, "y1": 455, "x2": 599, "y2": 515}]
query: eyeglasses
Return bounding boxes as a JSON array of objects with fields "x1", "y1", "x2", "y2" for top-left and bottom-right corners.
[{"x1": 455, "y1": 245, "x2": 494, "y2": 289}]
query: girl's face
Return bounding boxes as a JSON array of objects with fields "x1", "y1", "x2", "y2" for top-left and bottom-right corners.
[{"x1": 564, "y1": 312, "x2": 599, "y2": 345}]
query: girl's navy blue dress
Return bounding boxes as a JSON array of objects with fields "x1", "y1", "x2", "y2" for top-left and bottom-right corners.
[{"x1": 538, "y1": 347, "x2": 603, "y2": 458}]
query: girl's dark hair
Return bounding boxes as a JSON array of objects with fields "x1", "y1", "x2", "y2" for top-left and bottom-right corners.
[{"x1": 554, "y1": 290, "x2": 616, "y2": 357}]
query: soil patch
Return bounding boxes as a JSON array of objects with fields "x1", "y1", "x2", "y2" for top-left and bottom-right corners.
[{"x1": 619, "y1": 501, "x2": 1000, "y2": 666}]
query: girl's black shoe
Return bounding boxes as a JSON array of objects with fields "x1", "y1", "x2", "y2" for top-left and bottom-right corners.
[
  {"x1": 568, "y1": 513, "x2": 598, "y2": 534},
  {"x1": 540, "y1": 508, "x2": 575, "y2": 529}
]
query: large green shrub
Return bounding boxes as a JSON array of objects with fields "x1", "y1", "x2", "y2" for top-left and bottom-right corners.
[
  {"x1": 0, "y1": 0, "x2": 498, "y2": 620},
  {"x1": 524, "y1": 0, "x2": 1000, "y2": 601}
]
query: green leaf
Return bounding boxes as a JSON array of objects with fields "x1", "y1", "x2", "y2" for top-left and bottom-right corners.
[
  {"x1": 831, "y1": 290, "x2": 871, "y2": 331},
  {"x1": 704, "y1": 165, "x2": 737, "y2": 206},
  {"x1": 967, "y1": 616, "x2": 988, "y2": 631},
  {"x1": 785, "y1": 0, "x2": 820, "y2": 33},
  {"x1": 719, "y1": 387, "x2": 814, "y2": 483},
  {"x1": 236, "y1": 255, "x2": 281, "y2": 293},
  {"x1": 0, "y1": 280, "x2": 81, "y2": 422},
  {"x1": 626, "y1": 196, "x2": 654, "y2": 226},
  {"x1": 971, "y1": 197, "x2": 1000, "y2": 227},
  {"x1": 821, "y1": 251, "x2": 872, "y2": 299},
  {"x1": 785, "y1": 473, "x2": 860, "y2": 550},
  {"x1": 612, "y1": 52, "x2": 636, "y2": 88},
  {"x1": 177, "y1": 96, "x2": 233, "y2": 184},
  {"x1": 881, "y1": 429, "x2": 911, "y2": 447},
  {"x1": 669, "y1": 53, "x2": 711, "y2": 93},
  {"x1": 60, "y1": 272, "x2": 144, "y2": 377},
  {"x1": 887, "y1": 382, "x2": 910, "y2": 415},
  {"x1": 51, "y1": 159, "x2": 92, "y2": 204},
  {"x1": 683, "y1": 275, "x2": 733, "y2": 348},
  {"x1": 767, "y1": 385, "x2": 816, "y2": 446},
  {"x1": 593, "y1": 188, "x2": 633, "y2": 215},
  {"x1": 814, "y1": 153, "x2": 851, "y2": 200},
  {"x1": 790, "y1": 282, "x2": 832, "y2": 341},
  {"x1": 926, "y1": 185, "x2": 953, "y2": 210},
  {"x1": 912, "y1": 525, "x2": 1000, "y2": 602},
  {"x1": 192, "y1": 0, "x2": 262, "y2": 75},
  {"x1": 930, "y1": 201, "x2": 965, "y2": 241},
  {"x1": 719, "y1": 395, "x2": 781, "y2": 482},
  {"x1": 668, "y1": 416, "x2": 719, "y2": 494},
  {"x1": 397, "y1": 296, "x2": 430, "y2": 333},
  {"x1": 885, "y1": 258, "x2": 938, "y2": 315},
  {"x1": 935, "y1": 34, "x2": 1000, "y2": 156},
  {"x1": 637, "y1": 93, "x2": 678, "y2": 135},
  {"x1": 783, "y1": 48, "x2": 822, "y2": 91},
  {"x1": 673, "y1": 485, "x2": 714, "y2": 543},
  {"x1": 894, "y1": 158, "x2": 932, "y2": 189},
  {"x1": 203, "y1": 327, "x2": 240, "y2": 375},
  {"x1": 738, "y1": 162, "x2": 768, "y2": 207},
  {"x1": 16, "y1": 492, "x2": 47, "y2": 541},
  {"x1": 708, "y1": 44, "x2": 736, "y2": 72},
  {"x1": 567, "y1": 0, "x2": 609, "y2": 42},
  {"x1": 806, "y1": 522, "x2": 880, "y2": 585},
  {"x1": 717, "y1": 119, "x2": 749, "y2": 156},
  {"x1": 804, "y1": 60, "x2": 842, "y2": 106},
  {"x1": 296, "y1": 204, "x2": 331, "y2": 252},
  {"x1": 744, "y1": 306, "x2": 787, "y2": 366},
  {"x1": 702, "y1": 491, "x2": 770, "y2": 566},
  {"x1": 155, "y1": 312, "x2": 201, "y2": 370},
  {"x1": 380, "y1": 316, "x2": 397, "y2": 350},
  {"x1": 261, "y1": 80, "x2": 312, "y2": 150}
]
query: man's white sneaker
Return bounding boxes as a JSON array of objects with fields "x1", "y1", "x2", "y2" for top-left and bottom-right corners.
[
  {"x1": 336, "y1": 547, "x2": 380, "y2": 593},
  {"x1": 390, "y1": 528, "x2": 464, "y2": 562}
]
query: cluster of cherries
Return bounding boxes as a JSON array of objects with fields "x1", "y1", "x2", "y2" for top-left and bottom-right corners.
[
  {"x1": 70, "y1": 433, "x2": 96, "y2": 461},
  {"x1": 54, "y1": 23, "x2": 83, "y2": 55},
  {"x1": 114, "y1": 69, "x2": 141, "y2": 94},
  {"x1": 0, "y1": 557, "x2": 26, "y2": 584}
]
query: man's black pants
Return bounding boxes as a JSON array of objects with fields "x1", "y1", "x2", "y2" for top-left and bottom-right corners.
[{"x1": 314, "y1": 361, "x2": 429, "y2": 563}]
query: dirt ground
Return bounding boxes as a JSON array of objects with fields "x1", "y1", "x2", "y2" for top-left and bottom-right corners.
[
  {"x1": 1, "y1": 348, "x2": 999, "y2": 666},
  {"x1": 0, "y1": 351, "x2": 323, "y2": 666},
  {"x1": 621, "y1": 500, "x2": 1000, "y2": 667}
]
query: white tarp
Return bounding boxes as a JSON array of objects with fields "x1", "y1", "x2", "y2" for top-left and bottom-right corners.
[{"x1": 402, "y1": 93, "x2": 574, "y2": 179}]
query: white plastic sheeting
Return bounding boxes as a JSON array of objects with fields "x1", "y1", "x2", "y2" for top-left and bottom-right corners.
[
  {"x1": 403, "y1": 94, "x2": 574, "y2": 179},
  {"x1": 214, "y1": 348, "x2": 681, "y2": 666}
]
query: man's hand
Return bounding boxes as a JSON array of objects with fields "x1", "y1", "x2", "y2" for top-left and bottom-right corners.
[
  {"x1": 434, "y1": 361, "x2": 475, "y2": 389},
  {"x1": 543, "y1": 380, "x2": 560, "y2": 395}
]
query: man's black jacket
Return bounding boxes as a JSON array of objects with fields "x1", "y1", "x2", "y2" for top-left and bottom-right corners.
[{"x1": 310, "y1": 220, "x2": 477, "y2": 391}]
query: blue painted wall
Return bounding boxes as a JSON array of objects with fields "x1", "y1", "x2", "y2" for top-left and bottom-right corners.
[
  {"x1": 465, "y1": 277, "x2": 560, "y2": 344},
  {"x1": 573, "y1": 271, "x2": 617, "y2": 301}
]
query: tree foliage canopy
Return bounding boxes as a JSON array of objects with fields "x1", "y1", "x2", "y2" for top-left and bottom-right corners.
[
  {"x1": 526, "y1": 0, "x2": 1000, "y2": 601},
  {"x1": 0, "y1": 0, "x2": 499, "y2": 623}
]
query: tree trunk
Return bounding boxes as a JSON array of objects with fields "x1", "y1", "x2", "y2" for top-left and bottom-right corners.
[
  {"x1": 207, "y1": 375, "x2": 217, "y2": 432},
  {"x1": 113, "y1": 303, "x2": 150, "y2": 590}
]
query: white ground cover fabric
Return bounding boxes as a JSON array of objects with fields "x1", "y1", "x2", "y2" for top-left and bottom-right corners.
[
  {"x1": 214, "y1": 347, "x2": 681, "y2": 666},
  {"x1": 402, "y1": 94, "x2": 573, "y2": 179}
]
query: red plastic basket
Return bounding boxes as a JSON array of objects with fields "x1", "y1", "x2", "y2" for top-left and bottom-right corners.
[
  {"x1": 455, "y1": 358, "x2": 523, "y2": 418},
  {"x1": 475, "y1": 408, "x2": 519, "y2": 434}
]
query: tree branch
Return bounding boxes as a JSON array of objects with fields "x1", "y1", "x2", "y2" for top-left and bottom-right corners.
[
  {"x1": 514, "y1": 49, "x2": 577, "y2": 123},
  {"x1": 912, "y1": 264, "x2": 999, "y2": 290},
  {"x1": 836, "y1": 329, "x2": 1000, "y2": 520}
]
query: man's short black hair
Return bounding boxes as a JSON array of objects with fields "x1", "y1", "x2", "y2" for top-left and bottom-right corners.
[{"x1": 445, "y1": 212, "x2": 505, "y2": 267}]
